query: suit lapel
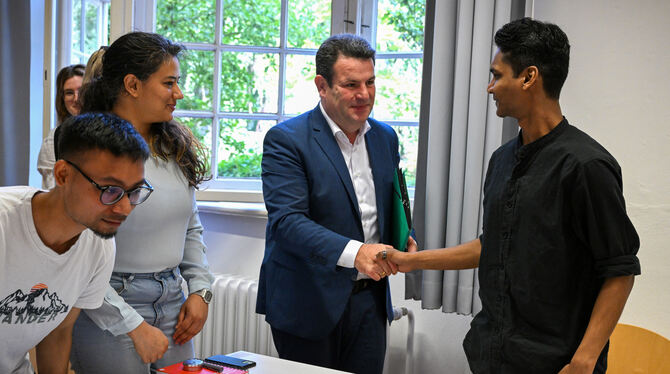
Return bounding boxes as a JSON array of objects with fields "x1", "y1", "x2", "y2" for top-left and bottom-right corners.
[
  {"x1": 365, "y1": 124, "x2": 387, "y2": 241},
  {"x1": 310, "y1": 108, "x2": 362, "y2": 221}
]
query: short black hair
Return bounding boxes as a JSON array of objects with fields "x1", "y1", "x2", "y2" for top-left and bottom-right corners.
[
  {"x1": 57, "y1": 112, "x2": 150, "y2": 163},
  {"x1": 494, "y1": 17, "x2": 570, "y2": 99},
  {"x1": 316, "y1": 34, "x2": 376, "y2": 86}
]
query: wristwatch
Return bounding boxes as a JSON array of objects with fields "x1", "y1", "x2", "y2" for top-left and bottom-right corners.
[{"x1": 192, "y1": 288, "x2": 213, "y2": 304}]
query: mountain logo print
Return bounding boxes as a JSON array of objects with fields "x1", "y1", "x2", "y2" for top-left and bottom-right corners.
[{"x1": 0, "y1": 284, "x2": 69, "y2": 325}]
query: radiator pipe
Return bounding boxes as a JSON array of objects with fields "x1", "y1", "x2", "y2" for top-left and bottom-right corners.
[{"x1": 392, "y1": 306, "x2": 415, "y2": 374}]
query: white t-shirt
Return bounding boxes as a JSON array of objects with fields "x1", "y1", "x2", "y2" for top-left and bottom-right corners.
[
  {"x1": 36, "y1": 127, "x2": 57, "y2": 190},
  {"x1": 0, "y1": 186, "x2": 115, "y2": 374}
]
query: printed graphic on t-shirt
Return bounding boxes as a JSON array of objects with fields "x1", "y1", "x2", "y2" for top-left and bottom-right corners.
[{"x1": 0, "y1": 284, "x2": 69, "y2": 324}]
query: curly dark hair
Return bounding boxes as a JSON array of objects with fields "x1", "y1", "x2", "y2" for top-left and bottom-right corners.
[
  {"x1": 80, "y1": 32, "x2": 209, "y2": 187},
  {"x1": 494, "y1": 17, "x2": 570, "y2": 99}
]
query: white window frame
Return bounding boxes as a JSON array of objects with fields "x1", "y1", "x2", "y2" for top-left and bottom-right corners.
[{"x1": 157, "y1": 0, "x2": 382, "y2": 201}]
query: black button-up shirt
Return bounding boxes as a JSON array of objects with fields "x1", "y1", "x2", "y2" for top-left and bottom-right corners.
[{"x1": 463, "y1": 118, "x2": 640, "y2": 373}]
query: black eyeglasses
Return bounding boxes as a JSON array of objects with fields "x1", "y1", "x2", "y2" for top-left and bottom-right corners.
[{"x1": 64, "y1": 159, "x2": 153, "y2": 205}]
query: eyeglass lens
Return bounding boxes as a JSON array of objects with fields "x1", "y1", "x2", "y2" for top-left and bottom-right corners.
[{"x1": 100, "y1": 186, "x2": 151, "y2": 205}]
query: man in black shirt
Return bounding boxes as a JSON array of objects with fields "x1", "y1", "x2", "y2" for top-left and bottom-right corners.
[{"x1": 384, "y1": 18, "x2": 640, "y2": 374}]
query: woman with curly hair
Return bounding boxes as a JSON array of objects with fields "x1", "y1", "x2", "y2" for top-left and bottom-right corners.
[{"x1": 70, "y1": 32, "x2": 214, "y2": 373}]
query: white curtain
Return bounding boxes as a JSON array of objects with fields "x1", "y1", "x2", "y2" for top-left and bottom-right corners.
[
  {"x1": 406, "y1": 0, "x2": 522, "y2": 315},
  {"x1": 0, "y1": 0, "x2": 32, "y2": 186}
]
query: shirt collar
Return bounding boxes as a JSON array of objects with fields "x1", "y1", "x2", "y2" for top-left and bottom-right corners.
[
  {"x1": 515, "y1": 117, "x2": 569, "y2": 160},
  {"x1": 319, "y1": 101, "x2": 371, "y2": 141}
]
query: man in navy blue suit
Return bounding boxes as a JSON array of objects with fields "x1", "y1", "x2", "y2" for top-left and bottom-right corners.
[{"x1": 256, "y1": 34, "x2": 416, "y2": 373}]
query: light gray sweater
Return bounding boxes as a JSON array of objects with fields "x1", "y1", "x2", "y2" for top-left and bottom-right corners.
[{"x1": 84, "y1": 156, "x2": 214, "y2": 335}]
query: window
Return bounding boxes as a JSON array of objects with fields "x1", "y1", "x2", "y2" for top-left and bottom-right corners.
[
  {"x1": 373, "y1": 0, "x2": 424, "y2": 188},
  {"x1": 156, "y1": 0, "x2": 424, "y2": 196},
  {"x1": 70, "y1": 0, "x2": 111, "y2": 64},
  {"x1": 156, "y1": 0, "x2": 331, "y2": 191}
]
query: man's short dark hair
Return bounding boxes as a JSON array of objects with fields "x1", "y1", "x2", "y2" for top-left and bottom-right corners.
[
  {"x1": 494, "y1": 17, "x2": 570, "y2": 99},
  {"x1": 316, "y1": 34, "x2": 376, "y2": 86},
  {"x1": 57, "y1": 112, "x2": 150, "y2": 162}
]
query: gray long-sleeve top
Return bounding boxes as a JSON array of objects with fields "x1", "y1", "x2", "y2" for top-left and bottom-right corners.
[{"x1": 84, "y1": 156, "x2": 214, "y2": 335}]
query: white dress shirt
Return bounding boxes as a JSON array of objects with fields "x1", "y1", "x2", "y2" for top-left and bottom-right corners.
[{"x1": 319, "y1": 103, "x2": 379, "y2": 279}]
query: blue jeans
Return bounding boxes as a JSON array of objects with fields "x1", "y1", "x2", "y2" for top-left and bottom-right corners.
[{"x1": 70, "y1": 268, "x2": 194, "y2": 373}]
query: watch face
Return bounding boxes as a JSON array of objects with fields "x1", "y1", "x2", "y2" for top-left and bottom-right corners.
[{"x1": 203, "y1": 290, "x2": 213, "y2": 302}]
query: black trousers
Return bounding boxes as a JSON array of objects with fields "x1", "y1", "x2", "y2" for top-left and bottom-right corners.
[{"x1": 271, "y1": 280, "x2": 387, "y2": 374}]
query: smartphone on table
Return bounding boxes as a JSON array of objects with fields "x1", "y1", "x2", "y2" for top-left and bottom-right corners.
[{"x1": 205, "y1": 355, "x2": 256, "y2": 370}]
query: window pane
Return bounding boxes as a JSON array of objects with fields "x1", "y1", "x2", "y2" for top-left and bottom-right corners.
[
  {"x1": 284, "y1": 54, "x2": 319, "y2": 115},
  {"x1": 287, "y1": 0, "x2": 331, "y2": 49},
  {"x1": 178, "y1": 50, "x2": 214, "y2": 111},
  {"x1": 374, "y1": 58, "x2": 422, "y2": 122},
  {"x1": 221, "y1": 0, "x2": 280, "y2": 47},
  {"x1": 72, "y1": 0, "x2": 82, "y2": 56},
  {"x1": 156, "y1": 0, "x2": 216, "y2": 44},
  {"x1": 177, "y1": 116, "x2": 213, "y2": 173},
  {"x1": 392, "y1": 125, "x2": 419, "y2": 188},
  {"x1": 376, "y1": 0, "x2": 425, "y2": 53},
  {"x1": 84, "y1": 1, "x2": 100, "y2": 53},
  {"x1": 71, "y1": 0, "x2": 110, "y2": 64},
  {"x1": 220, "y1": 52, "x2": 279, "y2": 113},
  {"x1": 217, "y1": 119, "x2": 274, "y2": 178}
]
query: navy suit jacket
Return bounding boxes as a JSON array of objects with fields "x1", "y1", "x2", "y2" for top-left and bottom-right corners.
[{"x1": 256, "y1": 105, "x2": 400, "y2": 340}]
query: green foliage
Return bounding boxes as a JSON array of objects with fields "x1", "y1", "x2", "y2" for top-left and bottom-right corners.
[
  {"x1": 179, "y1": 50, "x2": 214, "y2": 111},
  {"x1": 220, "y1": 53, "x2": 278, "y2": 113},
  {"x1": 178, "y1": 117, "x2": 212, "y2": 173},
  {"x1": 156, "y1": 0, "x2": 216, "y2": 43},
  {"x1": 71, "y1": 0, "x2": 110, "y2": 62},
  {"x1": 287, "y1": 0, "x2": 331, "y2": 48},
  {"x1": 222, "y1": 0, "x2": 280, "y2": 46},
  {"x1": 379, "y1": 0, "x2": 425, "y2": 52},
  {"x1": 156, "y1": 0, "x2": 426, "y2": 184},
  {"x1": 376, "y1": 58, "x2": 422, "y2": 120},
  {"x1": 216, "y1": 118, "x2": 264, "y2": 177},
  {"x1": 218, "y1": 152, "x2": 263, "y2": 177}
]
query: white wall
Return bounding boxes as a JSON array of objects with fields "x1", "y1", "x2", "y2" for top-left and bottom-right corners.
[
  {"x1": 200, "y1": 1, "x2": 670, "y2": 372},
  {"x1": 533, "y1": 0, "x2": 670, "y2": 339}
]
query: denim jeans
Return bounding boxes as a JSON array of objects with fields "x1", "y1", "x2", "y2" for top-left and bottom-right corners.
[{"x1": 70, "y1": 268, "x2": 194, "y2": 373}]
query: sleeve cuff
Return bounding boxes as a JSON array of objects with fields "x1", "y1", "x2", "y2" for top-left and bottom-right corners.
[
  {"x1": 106, "y1": 311, "x2": 144, "y2": 336},
  {"x1": 187, "y1": 279, "x2": 213, "y2": 294},
  {"x1": 84, "y1": 287, "x2": 145, "y2": 336},
  {"x1": 337, "y1": 240, "x2": 364, "y2": 268},
  {"x1": 595, "y1": 254, "x2": 641, "y2": 279}
]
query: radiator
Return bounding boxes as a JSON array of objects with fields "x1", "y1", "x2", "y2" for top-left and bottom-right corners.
[{"x1": 192, "y1": 274, "x2": 277, "y2": 358}]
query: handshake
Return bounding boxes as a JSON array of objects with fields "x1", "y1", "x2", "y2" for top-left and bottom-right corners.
[{"x1": 353, "y1": 237, "x2": 418, "y2": 281}]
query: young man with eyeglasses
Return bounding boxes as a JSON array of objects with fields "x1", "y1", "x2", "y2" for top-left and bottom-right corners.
[{"x1": 0, "y1": 112, "x2": 151, "y2": 374}]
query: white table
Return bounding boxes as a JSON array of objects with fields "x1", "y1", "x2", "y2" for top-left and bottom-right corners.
[{"x1": 228, "y1": 351, "x2": 350, "y2": 374}]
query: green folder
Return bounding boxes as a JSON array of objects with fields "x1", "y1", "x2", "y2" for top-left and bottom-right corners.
[{"x1": 391, "y1": 168, "x2": 412, "y2": 251}]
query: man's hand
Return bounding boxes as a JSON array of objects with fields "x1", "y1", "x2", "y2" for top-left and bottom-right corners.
[
  {"x1": 173, "y1": 293, "x2": 209, "y2": 345},
  {"x1": 127, "y1": 321, "x2": 169, "y2": 364},
  {"x1": 406, "y1": 236, "x2": 418, "y2": 253},
  {"x1": 377, "y1": 247, "x2": 414, "y2": 272},
  {"x1": 355, "y1": 243, "x2": 398, "y2": 281},
  {"x1": 560, "y1": 275, "x2": 634, "y2": 374},
  {"x1": 376, "y1": 237, "x2": 418, "y2": 272}
]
